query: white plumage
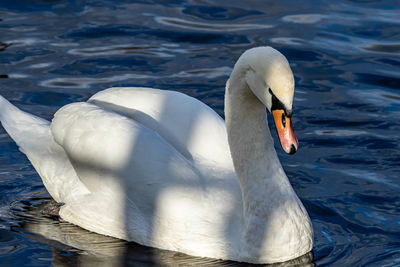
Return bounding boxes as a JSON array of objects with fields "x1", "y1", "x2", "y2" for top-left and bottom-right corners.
[{"x1": 0, "y1": 46, "x2": 313, "y2": 264}]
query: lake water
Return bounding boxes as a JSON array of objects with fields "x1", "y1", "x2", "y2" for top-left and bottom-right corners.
[{"x1": 0, "y1": 0, "x2": 399, "y2": 266}]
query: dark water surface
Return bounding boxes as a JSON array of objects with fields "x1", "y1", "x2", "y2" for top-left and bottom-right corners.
[{"x1": 0, "y1": 0, "x2": 399, "y2": 266}]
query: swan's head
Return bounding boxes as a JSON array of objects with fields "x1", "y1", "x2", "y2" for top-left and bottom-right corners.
[{"x1": 238, "y1": 46, "x2": 298, "y2": 154}]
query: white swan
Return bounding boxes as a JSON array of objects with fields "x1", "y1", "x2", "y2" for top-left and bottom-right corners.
[{"x1": 0, "y1": 47, "x2": 313, "y2": 264}]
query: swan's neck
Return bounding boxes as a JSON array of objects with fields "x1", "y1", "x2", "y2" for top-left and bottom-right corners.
[
  {"x1": 225, "y1": 76, "x2": 288, "y2": 213},
  {"x1": 224, "y1": 73, "x2": 312, "y2": 259}
]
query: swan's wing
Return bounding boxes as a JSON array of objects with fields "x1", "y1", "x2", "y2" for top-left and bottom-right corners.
[
  {"x1": 0, "y1": 95, "x2": 89, "y2": 202},
  {"x1": 51, "y1": 102, "x2": 212, "y2": 242},
  {"x1": 51, "y1": 101, "x2": 202, "y2": 193},
  {"x1": 88, "y1": 87, "x2": 233, "y2": 170}
]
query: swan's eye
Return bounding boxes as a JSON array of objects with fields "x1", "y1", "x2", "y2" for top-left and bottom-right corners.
[
  {"x1": 269, "y1": 88, "x2": 286, "y2": 112},
  {"x1": 281, "y1": 113, "x2": 286, "y2": 128}
]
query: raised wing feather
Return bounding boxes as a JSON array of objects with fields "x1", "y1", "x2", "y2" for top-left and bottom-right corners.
[{"x1": 88, "y1": 87, "x2": 233, "y2": 170}]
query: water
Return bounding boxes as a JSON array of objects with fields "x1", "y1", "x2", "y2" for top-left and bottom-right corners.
[{"x1": 0, "y1": 0, "x2": 399, "y2": 266}]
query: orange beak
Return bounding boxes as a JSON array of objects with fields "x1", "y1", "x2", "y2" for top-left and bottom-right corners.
[{"x1": 272, "y1": 109, "x2": 298, "y2": 154}]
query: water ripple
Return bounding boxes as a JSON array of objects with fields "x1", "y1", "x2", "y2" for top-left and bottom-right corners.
[
  {"x1": 3, "y1": 38, "x2": 46, "y2": 47},
  {"x1": 0, "y1": 42, "x2": 10, "y2": 52},
  {"x1": 172, "y1": 66, "x2": 231, "y2": 79},
  {"x1": 270, "y1": 37, "x2": 305, "y2": 46},
  {"x1": 69, "y1": 44, "x2": 174, "y2": 57},
  {"x1": 343, "y1": 170, "x2": 400, "y2": 190},
  {"x1": 155, "y1": 16, "x2": 273, "y2": 32},
  {"x1": 313, "y1": 129, "x2": 368, "y2": 137},
  {"x1": 40, "y1": 73, "x2": 152, "y2": 89},
  {"x1": 28, "y1": 63, "x2": 54, "y2": 69},
  {"x1": 350, "y1": 89, "x2": 400, "y2": 107},
  {"x1": 39, "y1": 65, "x2": 232, "y2": 89},
  {"x1": 282, "y1": 14, "x2": 328, "y2": 24},
  {"x1": 361, "y1": 43, "x2": 400, "y2": 54}
]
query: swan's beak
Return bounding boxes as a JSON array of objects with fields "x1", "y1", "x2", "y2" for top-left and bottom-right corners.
[{"x1": 272, "y1": 109, "x2": 298, "y2": 154}]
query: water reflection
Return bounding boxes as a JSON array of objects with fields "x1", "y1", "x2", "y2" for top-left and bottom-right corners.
[{"x1": 12, "y1": 199, "x2": 314, "y2": 266}]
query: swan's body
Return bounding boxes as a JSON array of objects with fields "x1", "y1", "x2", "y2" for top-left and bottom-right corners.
[{"x1": 0, "y1": 47, "x2": 313, "y2": 264}]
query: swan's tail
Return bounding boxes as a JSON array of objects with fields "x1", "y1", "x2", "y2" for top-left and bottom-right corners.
[
  {"x1": 0, "y1": 95, "x2": 51, "y2": 149},
  {"x1": 0, "y1": 95, "x2": 87, "y2": 202}
]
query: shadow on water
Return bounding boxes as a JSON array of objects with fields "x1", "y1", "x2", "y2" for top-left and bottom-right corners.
[{"x1": 11, "y1": 198, "x2": 313, "y2": 266}]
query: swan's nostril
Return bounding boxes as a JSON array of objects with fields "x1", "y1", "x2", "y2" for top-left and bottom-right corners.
[{"x1": 289, "y1": 144, "x2": 297, "y2": 155}]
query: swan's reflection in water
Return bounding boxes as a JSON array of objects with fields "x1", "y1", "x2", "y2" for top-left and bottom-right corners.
[{"x1": 12, "y1": 198, "x2": 313, "y2": 266}]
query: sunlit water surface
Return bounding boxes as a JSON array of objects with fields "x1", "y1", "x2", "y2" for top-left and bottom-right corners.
[{"x1": 0, "y1": 0, "x2": 399, "y2": 266}]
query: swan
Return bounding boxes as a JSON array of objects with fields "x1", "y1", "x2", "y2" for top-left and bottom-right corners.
[{"x1": 0, "y1": 46, "x2": 313, "y2": 264}]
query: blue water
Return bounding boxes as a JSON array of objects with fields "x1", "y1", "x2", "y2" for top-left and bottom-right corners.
[{"x1": 0, "y1": 0, "x2": 399, "y2": 266}]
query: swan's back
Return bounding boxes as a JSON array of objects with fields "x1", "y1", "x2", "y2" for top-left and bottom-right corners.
[{"x1": 88, "y1": 87, "x2": 233, "y2": 170}]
